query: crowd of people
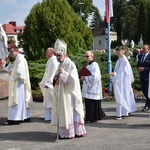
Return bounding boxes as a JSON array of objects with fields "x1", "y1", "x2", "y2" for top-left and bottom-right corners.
[{"x1": 1, "y1": 39, "x2": 150, "y2": 140}]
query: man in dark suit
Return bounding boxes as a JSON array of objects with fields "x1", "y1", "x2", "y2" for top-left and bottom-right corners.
[
  {"x1": 135, "y1": 48, "x2": 141, "y2": 62},
  {"x1": 137, "y1": 44, "x2": 150, "y2": 111}
]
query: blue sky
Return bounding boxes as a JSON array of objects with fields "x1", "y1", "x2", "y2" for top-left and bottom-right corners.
[{"x1": 0, "y1": 0, "x2": 105, "y2": 26}]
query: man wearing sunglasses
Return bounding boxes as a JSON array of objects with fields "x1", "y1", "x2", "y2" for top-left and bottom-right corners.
[{"x1": 81, "y1": 51, "x2": 105, "y2": 123}]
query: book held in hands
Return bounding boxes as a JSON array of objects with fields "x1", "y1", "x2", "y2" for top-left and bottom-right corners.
[{"x1": 79, "y1": 66, "x2": 91, "y2": 76}]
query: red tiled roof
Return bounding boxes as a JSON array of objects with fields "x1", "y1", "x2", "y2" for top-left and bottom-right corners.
[{"x1": 2, "y1": 24, "x2": 25, "y2": 35}]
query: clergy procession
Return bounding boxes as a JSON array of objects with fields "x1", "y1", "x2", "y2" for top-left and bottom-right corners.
[
  {"x1": 1, "y1": 0, "x2": 150, "y2": 149},
  {"x1": 0, "y1": 0, "x2": 150, "y2": 141},
  {"x1": 1, "y1": 35, "x2": 150, "y2": 141},
  {"x1": 1, "y1": 21, "x2": 150, "y2": 148}
]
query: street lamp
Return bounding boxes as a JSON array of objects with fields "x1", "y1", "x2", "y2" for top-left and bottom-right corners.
[{"x1": 78, "y1": 2, "x2": 84, "y2": 19}]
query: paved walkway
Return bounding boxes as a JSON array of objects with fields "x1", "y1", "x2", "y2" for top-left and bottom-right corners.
[{"x1": 0, "y1": 99, "x2": 150, "y2": 150}]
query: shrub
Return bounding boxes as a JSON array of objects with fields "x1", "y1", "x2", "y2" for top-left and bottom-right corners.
[
  {"x1": 28, "y1": 59, "x2": 46, "y2": 90},
  {"x1": 28, "y1": 50, "x2": 141, "y2": 97}
]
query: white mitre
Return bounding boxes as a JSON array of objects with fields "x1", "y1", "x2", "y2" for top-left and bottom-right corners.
[{"x1": 54, "y1": 39, "x2": 67, "y2": 55}]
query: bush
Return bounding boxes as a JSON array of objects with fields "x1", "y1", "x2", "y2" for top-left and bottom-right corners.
[
  {"x1": 28, "y1": 51, "x2": 141, "y2": 97},
  {"x1": 28, "y1": 59, "x2": 46, "y2": 90}
]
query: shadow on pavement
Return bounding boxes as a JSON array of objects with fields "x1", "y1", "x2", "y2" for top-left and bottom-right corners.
[
  {"x1": 0, "y1": 131, "x2": 56, "y2": 142},
  {"x1": 0, "y1": 117, "x2": 52, "y2": 125}
]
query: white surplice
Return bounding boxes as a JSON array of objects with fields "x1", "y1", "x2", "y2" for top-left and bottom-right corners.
[
  {"x1": 39, "y1": 56, "x2": 59, "y2": 121},
  {"x1": 111, "y1": 55, "x2": 137, "y2": 117},
  {"x1": 51, "y1": 57, "x2": 86, "y2": 138},
  {"x1": 8, "y1": 54, "x2": 32, "y2": 121},
  {"x1": 82, "y1": 61, "x2": 103, "y2": 100}
]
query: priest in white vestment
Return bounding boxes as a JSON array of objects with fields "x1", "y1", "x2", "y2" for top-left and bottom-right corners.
[
  {"x1": 39, "y1": 47, "x2": 59, "y2": 121},
  {"x1": 4, "y1": 46, "x2": 33, "y2": 125},
  {"x1": 51, "y1": 39, "x2": 86, "y2": 139},
  {"x1": 110, "y1": 47, "x2": 137, "y2": 120}
]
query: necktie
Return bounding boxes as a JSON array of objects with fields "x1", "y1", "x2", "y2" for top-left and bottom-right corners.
[{"x1": 141, "y1": 54, "x2": 145, "y2": 63}]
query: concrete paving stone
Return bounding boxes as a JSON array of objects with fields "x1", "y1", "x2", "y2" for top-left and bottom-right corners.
[{"x1": 0, "y1": 99, "x2": 150, "y2": 150}]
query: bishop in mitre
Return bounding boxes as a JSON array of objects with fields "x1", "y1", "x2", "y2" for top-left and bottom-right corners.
[{"x1": 51, "y1": 39, "x2": 86, "y2": 139}]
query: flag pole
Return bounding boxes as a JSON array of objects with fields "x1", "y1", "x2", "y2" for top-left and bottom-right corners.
[
  {"x1": 105, "y1": 0, "x2": 113, "y2": 93},
  {"x1": 107, "y1": 22, "x2": 112, "y2": 93}
]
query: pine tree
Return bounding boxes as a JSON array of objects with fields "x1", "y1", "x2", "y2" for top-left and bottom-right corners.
[{"x1": 90, "y1": 6, "x2": 103, "y2": 29}]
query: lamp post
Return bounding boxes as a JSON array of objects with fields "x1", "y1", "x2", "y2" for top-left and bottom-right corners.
[{"x1": 78, "y1": 2, "x2": 84, "y2": 19}]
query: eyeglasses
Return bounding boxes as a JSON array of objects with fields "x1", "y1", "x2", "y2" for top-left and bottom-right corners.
[
  {"x1": 85, "y1": 56, "x2": 89, "y2": 58},
  {"x1": 56, "y1": 55, "x2": 62, "y2": 57}
]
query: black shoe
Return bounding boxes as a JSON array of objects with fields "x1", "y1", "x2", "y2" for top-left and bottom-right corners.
[
  {"x1": 24, "y1": 118, "x2": 31, "y2": 122},
  {"x1": 85, "y1": 120, "x2": 90, "y2": 123},
  {"x1": 141, "y1": 108, "x2": 146, "y2": 112},
  {"x1": 75, "y1": 134, "x2": 84, "y2": 138},
  {"x1": 141, "y1": 107, "x2": 149, "y2": 112},
  {"x1": 45, "y1": 120, "x2": 51, "y2": 123},
  {"x1": 3, "y1": 120, "x2": 20, "y2": 125}
]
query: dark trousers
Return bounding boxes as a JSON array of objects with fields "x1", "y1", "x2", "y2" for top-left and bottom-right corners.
[{"x1": 141, "y1": 80, "x2": 150, "y2": 107}]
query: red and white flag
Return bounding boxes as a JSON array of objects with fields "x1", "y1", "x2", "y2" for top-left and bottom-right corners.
[{"x1": 105, "y1": 0, "x2": 113, "y2": 23}]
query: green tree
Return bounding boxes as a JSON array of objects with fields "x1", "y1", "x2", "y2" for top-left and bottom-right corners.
[
  {"x1": 146, "y1": 0, "x2": 150, "y2": 43},
  {"x1": 17, "y1": 33, "x2": 24, "y2": 48},
  {"x1": 89, "y1": 6, "x2": 103, "y2": 29},
  {"x1": 69, "y1": 0, "x2": 93, "y2": 24},
  {"x1": 122, "y1": 3, "x2": 138, "y2": 42},
  {"x1": 23, "y1": 0, "x2": 93, "y2": 60},
  {"x1": 136, "y1": 0, "x2": 148, "y2": 44},
  {"x1": 118, "y1": 0, "x2": 150, "y2": 45},
  {"x1": 8, "y1": 38, "x2": 16, "y2": 45},
  {"x1": 67, "y1": 0, "x2": 104, "y2": 29},
  {"x1": 111, "y1": 0, "x2": 127, "y2": 46}
]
